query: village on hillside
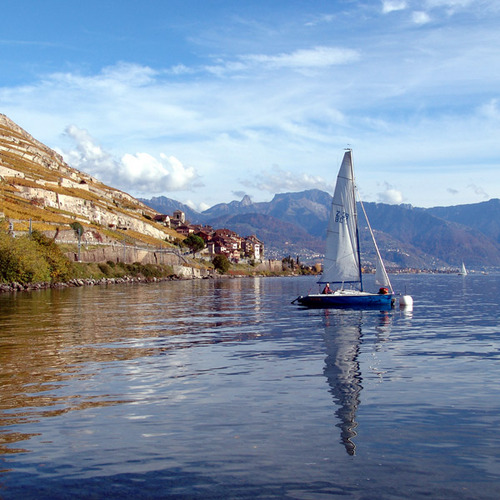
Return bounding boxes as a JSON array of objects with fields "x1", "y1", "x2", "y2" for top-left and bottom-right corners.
[{"x1": 155, "y1": 209, "x2": 264, "y2": 263}]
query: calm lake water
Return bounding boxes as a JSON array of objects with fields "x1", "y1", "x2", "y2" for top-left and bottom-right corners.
[{"x1": 1, "y1": 273, "x2": 499, "y2": 499}]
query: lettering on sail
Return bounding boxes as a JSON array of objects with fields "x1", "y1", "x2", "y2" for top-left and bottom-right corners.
[{"x1": 335, "y1": 210, "x2": 349, "y2": 223}]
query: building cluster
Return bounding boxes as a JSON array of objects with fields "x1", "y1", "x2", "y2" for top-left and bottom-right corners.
[{"x1": 154, "y1": 210, "x2": 264, "y2": 262}]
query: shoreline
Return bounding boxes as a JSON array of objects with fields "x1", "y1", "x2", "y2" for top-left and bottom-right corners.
[{"x1": 0, "y1": 271, "x2": 298, "y2": 294}]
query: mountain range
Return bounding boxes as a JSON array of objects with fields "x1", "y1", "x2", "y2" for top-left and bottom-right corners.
[
  {"x1": 0, "y1": 112, "x2": 498, "y2": 271},
  {"x1": 139, "y1": 193, "x2": 500, "y2": 269}
]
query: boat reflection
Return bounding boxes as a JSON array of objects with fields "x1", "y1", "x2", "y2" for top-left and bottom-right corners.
[
  {"x1": 321, "y1": 309, "x2": 392, "y2": 455},
  {"x1": 321, "y1": 309, "x2": 362, "y2": 455}
]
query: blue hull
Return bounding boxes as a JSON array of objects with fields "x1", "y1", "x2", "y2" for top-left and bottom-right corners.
[{"x1": 295, "y1": 293, "x2": 395, "y2": 309}]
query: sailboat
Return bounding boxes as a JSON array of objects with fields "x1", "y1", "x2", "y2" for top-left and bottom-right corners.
[
  {"x1": 458, "y1": 262, "x2": 467, "y2": 276},
  {"x1": 294, "y1": 149, "x2": 396, "y2": 308}
]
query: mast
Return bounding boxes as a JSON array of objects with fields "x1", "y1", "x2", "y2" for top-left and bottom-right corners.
[{"x1": 351, "y1": 150, "x2": 363, "y2": 291}]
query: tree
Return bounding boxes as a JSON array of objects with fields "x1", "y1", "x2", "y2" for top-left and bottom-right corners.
[
  {"x1": 70, "y1": 221, "x2": 84, "y2": 237},
  {"x1": 0, "y1": 228, "x2": 51, "y2": 283},
  {"x1": 30, "y1": 230, "x2": 73, "y2": 282},
  {"x1": 183, "y1": 234, "x2": 205, "y2": 256},
  {"x1": 212, "y1": 254, "x2": 230, "y2": 274}
]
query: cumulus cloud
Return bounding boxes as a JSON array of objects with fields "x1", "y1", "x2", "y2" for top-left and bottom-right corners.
[
  {"x1": 382, "y1": 1, "x2": 408, "y2": 14},
  {"x1": 240, "y1": 166, "x2": 332, "y2": 194},
  {"x1": 63, "y1": 125, "x2": 117, "y2": 180},
  {"x1": 120, "y1": 153, "x2": 200, "y2": 193},
  {"x1": 377, "y1": 182, "x2": 404, "y2": 204},
  {"x1": 412, "y1": 11, "x2": 432, "y2": 24},
  {"x1": 184, "y1": 199, "x2": 211, "y2": 212},
  {"x1": 62, "y1": 125, "x2": 202, "y2": 195}
]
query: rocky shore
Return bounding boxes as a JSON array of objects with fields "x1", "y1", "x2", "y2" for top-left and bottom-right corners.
[{"x1": 0, "y1": 275, "x2": 201, "y2": 293}]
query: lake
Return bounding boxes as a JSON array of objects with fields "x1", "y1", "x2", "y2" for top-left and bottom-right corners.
[{"x1": 0, "y1": 273, "x2": 499, "y2": 499}]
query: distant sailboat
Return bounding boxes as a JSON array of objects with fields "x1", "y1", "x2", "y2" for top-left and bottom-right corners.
[
  {"x1": 293, "y1": 149, "x2": 395, "y2": 308},
  {"x1": 458, "y1": 262, "x2": 467, "y2": 276}
]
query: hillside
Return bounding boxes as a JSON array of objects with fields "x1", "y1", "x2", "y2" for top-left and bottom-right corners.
[
  {"x1": 0, "y1": 114, "x2": 178, "y2": 247},
  {"x1": 427, "y1": 199, "x2": 500, "y2": 244}
]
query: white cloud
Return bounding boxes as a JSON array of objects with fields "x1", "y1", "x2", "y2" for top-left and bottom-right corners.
[
  {"x1": 121, "y1": 153, "x2": 200, "y2": 193},
  {"x1": 424, "y1": 0, "x2": 473, "y2": 10},
  {"x1": 242, "y1": 46, "x2": 360, "y2": 69},
  {"x1": 412, "y1": 11, "x2": 432, "y2": 24},
  {"x1": 382, "y1": 1, "x2": 408, "y2": 14},
  {"x1": 240, "y1": 166, "x2": 332, "y2": 194},
  {"x1": 184, "y1": 200, "x2": 211, "y2": 212},
  {"x1": 62, "y1": 125, "x2": 202, "y2": 195},
  {"x1": 304, "y1": 14, "x2": 335, "y2": 27},
  {"x1": 62, "y1": 125, "x2": 117, "y2": 180},
  {"x1": 205, "y1": 46, "x2": 360, "y2": 76},
  {"x1": 99, "y1": 62, "x2": 157, "y2": 85},
  {"x1": 377, "y1": 183, "x2": 405, "y2": 204},
  {"x1": 478, "y1": 98, "x2": 500, "y2": 120}
]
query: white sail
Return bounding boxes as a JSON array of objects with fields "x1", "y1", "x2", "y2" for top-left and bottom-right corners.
[
  {"x1": 374, "y1": 250, "x2": 392, "y2": 290},
  {"x1": 320, "y1": 150, "x2": 361, "y2": 285},
  {"x1": 459, "y1": 262, "x2": 467, "y2": 275},
  {"x1": 359, "y1": 200, "x2": 394, "y2": 293}
]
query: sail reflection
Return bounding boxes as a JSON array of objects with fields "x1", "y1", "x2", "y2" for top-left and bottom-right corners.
[{"x1": 321, "y1": 309, "x2": 364, "y2": 456}]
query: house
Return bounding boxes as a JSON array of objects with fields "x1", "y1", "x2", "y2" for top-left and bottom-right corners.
[
  {"x1": 195, "y1": 227, "x2": 215, "y2": 242},
  {"x1": 243, "y1": 235, "x2": 264, "y2": 260},
  {"x1": 208, "y1": 234, "x2": 241, "y2": 261},
  {"x1": 214, "y1": 229, "x2": 243, "y2": 251},
  {"x1": 154, "y1": 214, "x2": 170, "y2": 227},
  {"x1": 176, "y1": 224, "x2": 195, "y2": 236},
  {"x1": 214, "y1": 228, "x2": 238, "y2": 239},
  {"x1": 168, "y1": 215, "x2": 264, "y2": 263}
]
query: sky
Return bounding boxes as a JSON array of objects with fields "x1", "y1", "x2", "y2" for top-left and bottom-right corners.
[{"x1": 1, "y1": 0, "x2": 499, "y2": 211}]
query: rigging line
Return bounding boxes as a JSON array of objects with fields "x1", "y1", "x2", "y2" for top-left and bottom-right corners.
[{"x1": 357, "y1": 193, "x2": 394, "y2": 294}]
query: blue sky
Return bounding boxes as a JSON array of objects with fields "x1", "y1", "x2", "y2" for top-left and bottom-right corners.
[{"x1": 1, "y1": 0, "x2": 499, "y2": 210}]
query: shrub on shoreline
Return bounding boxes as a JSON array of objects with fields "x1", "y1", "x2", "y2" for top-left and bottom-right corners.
[{"x1": 0, "y1": 225, "x2": 175, "y2": 285}]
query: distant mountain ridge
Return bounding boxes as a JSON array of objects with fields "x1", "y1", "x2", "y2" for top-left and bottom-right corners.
[
  {"x1": 1, "y1": 112, "x2": 497, "y2": 270},
  {"x1": 427, "y1": 199, "x2": 500, "y2": 244},
  {"x1": 141, "y1": 193, "x2": 500, "y2": 268}
]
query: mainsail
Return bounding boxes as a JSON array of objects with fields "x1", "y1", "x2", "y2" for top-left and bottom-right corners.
[{"x1": 319, "y1": 150, "x2": 361, "y2": 285}]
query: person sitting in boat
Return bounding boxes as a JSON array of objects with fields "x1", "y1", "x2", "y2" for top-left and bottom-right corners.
[
  {"x1": 378, "y1": 287, "x2": 389, "y2": 295},
  {"x1": 322, "y1": 283, "x2": 332, "y2": 294}
]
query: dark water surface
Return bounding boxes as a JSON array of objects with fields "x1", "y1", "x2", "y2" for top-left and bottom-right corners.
[{"x1": 1, "y1": 274, "x2": 499, "y2": 499}]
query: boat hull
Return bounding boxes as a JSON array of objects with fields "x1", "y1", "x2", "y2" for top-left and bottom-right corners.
[{"x1": 295, "y1": 292, "x2": 395, "y2": 309}]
